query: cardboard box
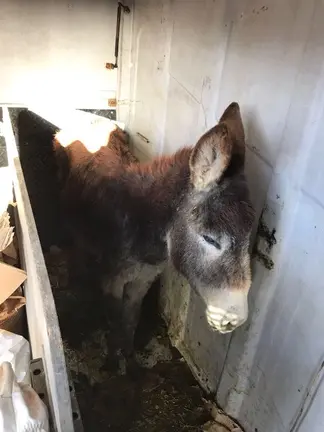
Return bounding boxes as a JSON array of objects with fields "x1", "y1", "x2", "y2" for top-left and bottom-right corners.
[
  {"x1": 0, "y1": 262, "x2": 26, "y2": 305},
  {"x1": 0, "y1": 210, "x2": 27, "y2": 333}
]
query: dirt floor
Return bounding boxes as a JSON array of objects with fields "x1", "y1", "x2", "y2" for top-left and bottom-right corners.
[{"x1": 45, "y1": 247, "x2": 214, "y2": 432}]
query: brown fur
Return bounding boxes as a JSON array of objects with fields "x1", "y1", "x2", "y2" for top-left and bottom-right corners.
[
  {"x1": 53, "y1": 126, "x2": 137, "y2": 188},
  {"x1": 53, "y1": 102, "x2": 255, "y2": 357}
]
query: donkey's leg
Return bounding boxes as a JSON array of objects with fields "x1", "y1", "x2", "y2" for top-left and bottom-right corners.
[
  {"x1": 122, "y1": 280, "x2": 152, "y2": 356},
  {"x1": 67, "y1": 245, "x2": 94, "y2": 293},
  {"x1": 100, "y1": 275, "x2": 129, "y2": 372},
  {"x1": 122, "y1": 264, "x2": 164, "y2": 356},
  {"x1": 101, "y1": 275, "x2": 125, "y2": 322}
]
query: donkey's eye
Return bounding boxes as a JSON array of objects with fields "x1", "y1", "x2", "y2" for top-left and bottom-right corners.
[{"x1": 202, "y1": 235, "x2": 221, "y2": 250}]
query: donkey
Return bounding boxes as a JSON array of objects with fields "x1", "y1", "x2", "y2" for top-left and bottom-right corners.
[{"x1": 54, "y1": 102, "x2": 255, "y2": 357}]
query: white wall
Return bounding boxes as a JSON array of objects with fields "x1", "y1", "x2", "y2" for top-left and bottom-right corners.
[
  {"x1": 1, "y1": 0, "x2": 118, "y2": 107},
  {"x1": 120, "y1": 1, "x2": 324, "y2": 431}
]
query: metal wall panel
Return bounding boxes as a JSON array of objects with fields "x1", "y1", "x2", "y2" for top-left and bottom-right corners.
[
  {"x1": 1, "y1": 0, "x2": 118, "y2": 107},
  {"x1": 120, "y1": 1, "x2": 324, "y2": 430}
]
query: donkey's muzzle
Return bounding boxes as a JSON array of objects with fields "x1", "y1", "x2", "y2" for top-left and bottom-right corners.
[{"x1": 205, "y1": 289, "x2": 248, "y2": 334}]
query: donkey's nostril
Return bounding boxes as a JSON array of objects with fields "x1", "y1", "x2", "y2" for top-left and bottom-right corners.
[{"x1": 206, "y1": 304, "x2": 243, "y2": 334}]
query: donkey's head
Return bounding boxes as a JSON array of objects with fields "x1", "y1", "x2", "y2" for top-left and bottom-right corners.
[{"x1": 168, "y1": 102, "x2": 255, "y2": 334}]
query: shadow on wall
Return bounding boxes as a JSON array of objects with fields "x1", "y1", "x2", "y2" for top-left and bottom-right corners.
[
  {"x1": 217, "y1": 109, "x2": 284, "y2": 426},
  {"x1": 243, "y1": 107, "x2": 278, "y2": 311},
  {"x1": 16, "y1": 110, "x2": 62, "y2": 251},
  {"x1": 244, "y1": 108, "x2": 274, "y2": 255}
]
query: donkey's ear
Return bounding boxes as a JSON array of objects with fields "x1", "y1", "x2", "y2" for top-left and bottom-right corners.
[
  {"x1": 219, "y1": 102, "x2": 245, "y2": 165},
  {"x1": 190, "y1": 123, "x2": 232, "y2": 190}
]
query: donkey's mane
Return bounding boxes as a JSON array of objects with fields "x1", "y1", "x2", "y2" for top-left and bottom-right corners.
[{"x1": 125, "y1": 147, "x2": 192, "y2": 179}]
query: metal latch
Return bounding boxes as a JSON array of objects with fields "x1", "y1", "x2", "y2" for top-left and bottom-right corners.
[{"x1": 105, "y1": 2, "x2": 131, "y2": 70}]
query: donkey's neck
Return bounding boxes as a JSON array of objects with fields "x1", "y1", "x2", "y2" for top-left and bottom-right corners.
[{"x1": 126, "y1": 147, "x2": 192, "y2": 228}]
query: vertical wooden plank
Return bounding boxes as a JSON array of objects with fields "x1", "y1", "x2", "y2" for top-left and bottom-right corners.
[{"x1": 3, "y1": 107, "x2": 74, "y2": 432}]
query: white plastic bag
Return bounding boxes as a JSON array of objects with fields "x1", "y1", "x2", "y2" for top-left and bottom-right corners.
[{"x1": 0, "y1": 330, "x2": 49, "y2": 432}]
